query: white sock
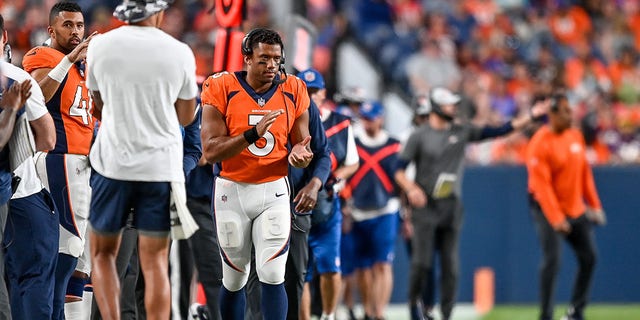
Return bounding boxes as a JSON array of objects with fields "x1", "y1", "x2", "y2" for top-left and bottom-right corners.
[
  {"x1": 320, "y1": 313, "x2": 335, "y2": 320},
  {"x1": 64, "y1": 291, "x2": 93, "y2": 320}
]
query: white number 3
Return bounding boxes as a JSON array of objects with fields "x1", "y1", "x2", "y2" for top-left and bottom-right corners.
[{"x1": 247, "y1": 114, "x2": 275, "y2": 156}]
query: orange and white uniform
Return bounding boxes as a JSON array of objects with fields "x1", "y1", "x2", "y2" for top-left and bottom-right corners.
[
  {"x1": 23, "y1": 46, "x2": 94, "y2": 264},
  {"x1": 23, "y1": 46, "x2": 94, "y2": 155},
  {"x1": 201, "y1": 71, "x2": 309, "y2": 288},
  {"x1": 201, "y1": 71, "x2": 309, "y2": 183}
]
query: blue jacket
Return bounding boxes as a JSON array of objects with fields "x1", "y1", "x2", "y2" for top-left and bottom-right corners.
[{"x1": 289, "y1": 101, "x2": 331, "y2": 197}]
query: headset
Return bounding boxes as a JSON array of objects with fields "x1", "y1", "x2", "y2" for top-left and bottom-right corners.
[
  {"x1": 429, "y1": 88, "x2": 455, "y2": 122},
  {"x1": 3, "y1": 43, "x2": 11, "y2": 63},
  {"x1": 242, "y1": 28, "x2": 287, "y2": 84},
  {"x1": 242, "y1": 29, "x2": 291, "y2": 130}
]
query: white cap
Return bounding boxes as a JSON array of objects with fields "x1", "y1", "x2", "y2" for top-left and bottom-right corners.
[
  {"x1": 431, "y1": 87, "x2": 461, "y2": 105},
  {"x1": 414, "y1": 95, "x2": 432, "y2": 115}
]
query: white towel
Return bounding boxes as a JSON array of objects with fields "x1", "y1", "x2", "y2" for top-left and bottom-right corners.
[
  {"x1": 170, "y1": 181, "x2": 199, "y2": 239},
  {"x1": 8, "y1": 113, "x2": 35, "y2": 171}
]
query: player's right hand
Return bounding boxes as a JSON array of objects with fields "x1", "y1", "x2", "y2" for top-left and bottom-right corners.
[
  {"x1": 67, "y1": 31, "x2": 98, "y2": 63},
  {"x1": 256, "y1": 109, "x2": 284, "y2": 136},
  {"x1": 554, "y1": 220, "x2": 571, "y2": 235},
  {"x1": 407, "y1": 186, "x2": 427, "y2": 208},
  {"x1": 0, "y1": 80, "x2": 31, "y2": 111}
]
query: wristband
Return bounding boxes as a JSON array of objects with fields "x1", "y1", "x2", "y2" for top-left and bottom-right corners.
[
  {"x1": 243, "y1": 126, "x2": 260, "y2": 144},
  {"x1": 47, "y1": 56, "x2": 73, "y2": 82}
]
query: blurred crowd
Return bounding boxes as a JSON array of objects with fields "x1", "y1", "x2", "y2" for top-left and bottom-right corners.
[
  {"x1": 321, "y1": 0, "x2": 640, "y2": 165},
  {"x1": 4, "y1": 0, "x2": 640, "y2": 165}
]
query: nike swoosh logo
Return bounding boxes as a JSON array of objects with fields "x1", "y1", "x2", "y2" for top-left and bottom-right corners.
[{"x1": 275, "y1": 193, "x2": 285, "y2": 197}]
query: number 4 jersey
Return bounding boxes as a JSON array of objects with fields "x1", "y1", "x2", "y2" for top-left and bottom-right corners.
[
  {"x1": 23, "y1": 46, "x2": 94, "y2": 155},
  {"x1": 201, "y1": 71, "x2": 309, "y2": 184}
]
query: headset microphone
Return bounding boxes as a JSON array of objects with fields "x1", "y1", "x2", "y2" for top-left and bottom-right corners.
[{"x1": 272, "y1": 63, "x2": 287, "y2": 85}]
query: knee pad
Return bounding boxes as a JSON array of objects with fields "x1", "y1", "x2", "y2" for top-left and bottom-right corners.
[
  {"x1": 221, "y1": 268, "x2": 249, "y2": 292},
  {"x1": 256, "y1": 258, "x2": 286, "y2": 285},
  {"x1": 66, "y1": 237, "x2": 84, "y2": 258}
]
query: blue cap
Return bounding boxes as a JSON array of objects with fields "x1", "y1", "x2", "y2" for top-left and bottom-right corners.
[
  {"x1": 297, "y1": 68, "x2": 325, "y2": 89},
  {"x1": 359, "y1": 101, "x2": 384, "y2": 120}
]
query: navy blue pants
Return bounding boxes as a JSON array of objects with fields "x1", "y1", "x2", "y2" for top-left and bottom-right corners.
[{"x1": 3, "y1": 190, "x2": 59, "y2": 319}]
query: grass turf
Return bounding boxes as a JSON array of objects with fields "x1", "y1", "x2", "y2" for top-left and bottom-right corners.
[{"x1": 482, "y1": 304, "x2": 640, "y2": 320}]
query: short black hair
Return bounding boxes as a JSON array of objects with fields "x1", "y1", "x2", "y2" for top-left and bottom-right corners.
[
  {"x1": 49, "y1": 1, "x2": 82, "y2": 25},
  {"x1": 0, "y1": 14, "x2": 4, "y2": 33},
  {"x1": 243, "y1": 28, "x2": 284, "y2": 56}
]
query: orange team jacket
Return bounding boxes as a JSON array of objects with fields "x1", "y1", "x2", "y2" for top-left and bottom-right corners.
[
  {"x1": 526, "y1": 126, "x2": 602, "y2": 227},
  {"x1": 201, "y1": 71, "x2": 310, "y2": 183},
  {"x1": 22, "y1": 46, "x2": 94, "y2": 155}
]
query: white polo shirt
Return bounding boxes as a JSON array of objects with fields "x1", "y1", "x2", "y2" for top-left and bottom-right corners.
[{"x1": 86, "y1": 25, "x2": 198, "y2": 182}]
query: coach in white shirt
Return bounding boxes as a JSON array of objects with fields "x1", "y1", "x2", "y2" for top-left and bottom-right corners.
[{"x1": 85, "y1": 0, "x2": 198, "y2": 318}]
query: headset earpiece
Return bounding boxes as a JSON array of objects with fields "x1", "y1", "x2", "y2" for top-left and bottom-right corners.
[
  {"x1": 241, "y1": 28, "x2": 285, "y2": 63},
  {"x1": 241, "y1": 29, "x2": 258, "y2": 56}
]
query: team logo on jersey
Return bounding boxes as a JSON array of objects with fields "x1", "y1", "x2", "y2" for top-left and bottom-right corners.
[
  {"x1": 448, "y1": 135, "x2": 459, "y2": 144},
  {"x1": 221, "y1": 195, "x2": 228, "y2": 202},
  {"x1": 258, "y1": 97, "x2": 266, "y2": 107}
]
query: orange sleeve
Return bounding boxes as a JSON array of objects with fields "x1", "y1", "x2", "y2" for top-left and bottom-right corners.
[
  {"x1": 527, "y1": 131, "x2": 566, "y2": 227},
  {"x1": 22, "y1": 46, "x2": 61, "y2": 73},
  {"x1": 200, "y1": 73, "x2": 229, "y2": 115}
]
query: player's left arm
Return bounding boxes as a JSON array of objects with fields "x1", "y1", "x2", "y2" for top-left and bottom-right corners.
[
  {"x1": 581, "y1": 141, "x2": 606, "y2": 224},
  {"x1": 471, "y1": 98, "x2": 552, "y2": 142},
  {"x1": 24, "y1": 76, "x2": 55, "y2": 151},
  {"x1": 288, "y1": 109, "x2": 313, "y2": 168},
  {"x1": 175, "y1": 98, "x2": 197, "y2": 126},
  {"x1": 293, "y1": 102, "x2": 331, "y2": 212},
  {"x1": 182, "y1": 107, "x2": 202, "y2": 177}
]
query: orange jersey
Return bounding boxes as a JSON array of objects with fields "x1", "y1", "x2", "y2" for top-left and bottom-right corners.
[
  {"x1": 22, "y1": 46, "x2": 94, "y2": 155},
  {"x1": 201, "y1": 71, "x2": 309, "y2": 183},
  {"x1": 526, "y1": 126, "x2": 602, "y2": 227}
]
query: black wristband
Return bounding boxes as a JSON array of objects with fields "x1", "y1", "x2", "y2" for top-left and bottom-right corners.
[{"x1": 243, "y1": 126, "x2": 260, "y2": 144}]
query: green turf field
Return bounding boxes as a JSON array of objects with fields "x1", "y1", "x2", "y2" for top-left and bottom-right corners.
[{"x1": 482, "y1": 304, "x2": 640, "y2": 320}]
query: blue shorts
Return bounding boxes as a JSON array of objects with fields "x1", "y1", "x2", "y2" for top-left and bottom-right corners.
[
  {"x1": 89, "y1": 171, "x2": 171, "y2": 235},
  {"x1": 306, "y1": 197, "x2": 342, "y2": 282},
  {"x1": 352, "y1": 212, "x2": 399, "y2": 269},
  {"x1": 340, "y1": 230, "x2": 356, "y2": 276}
]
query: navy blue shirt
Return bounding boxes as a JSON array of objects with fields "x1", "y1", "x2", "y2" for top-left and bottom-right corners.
[
  {"x1": 289, "y1": 101, "x2": 331, "y2": 196},
  {"x1": 182, "y1": 108, "x2": 202, "y2": 178}
]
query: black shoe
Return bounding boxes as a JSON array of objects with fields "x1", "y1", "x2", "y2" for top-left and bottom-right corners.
[
  {"x1": 347, "y1": 308, "x2": 357, "y2": 320},
  {"x1": 190, "y1": 303, "x2": 209, "y2": 320},
  {"x1": 410, "y1": 304, "x2": 425, "y2": 320}
]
